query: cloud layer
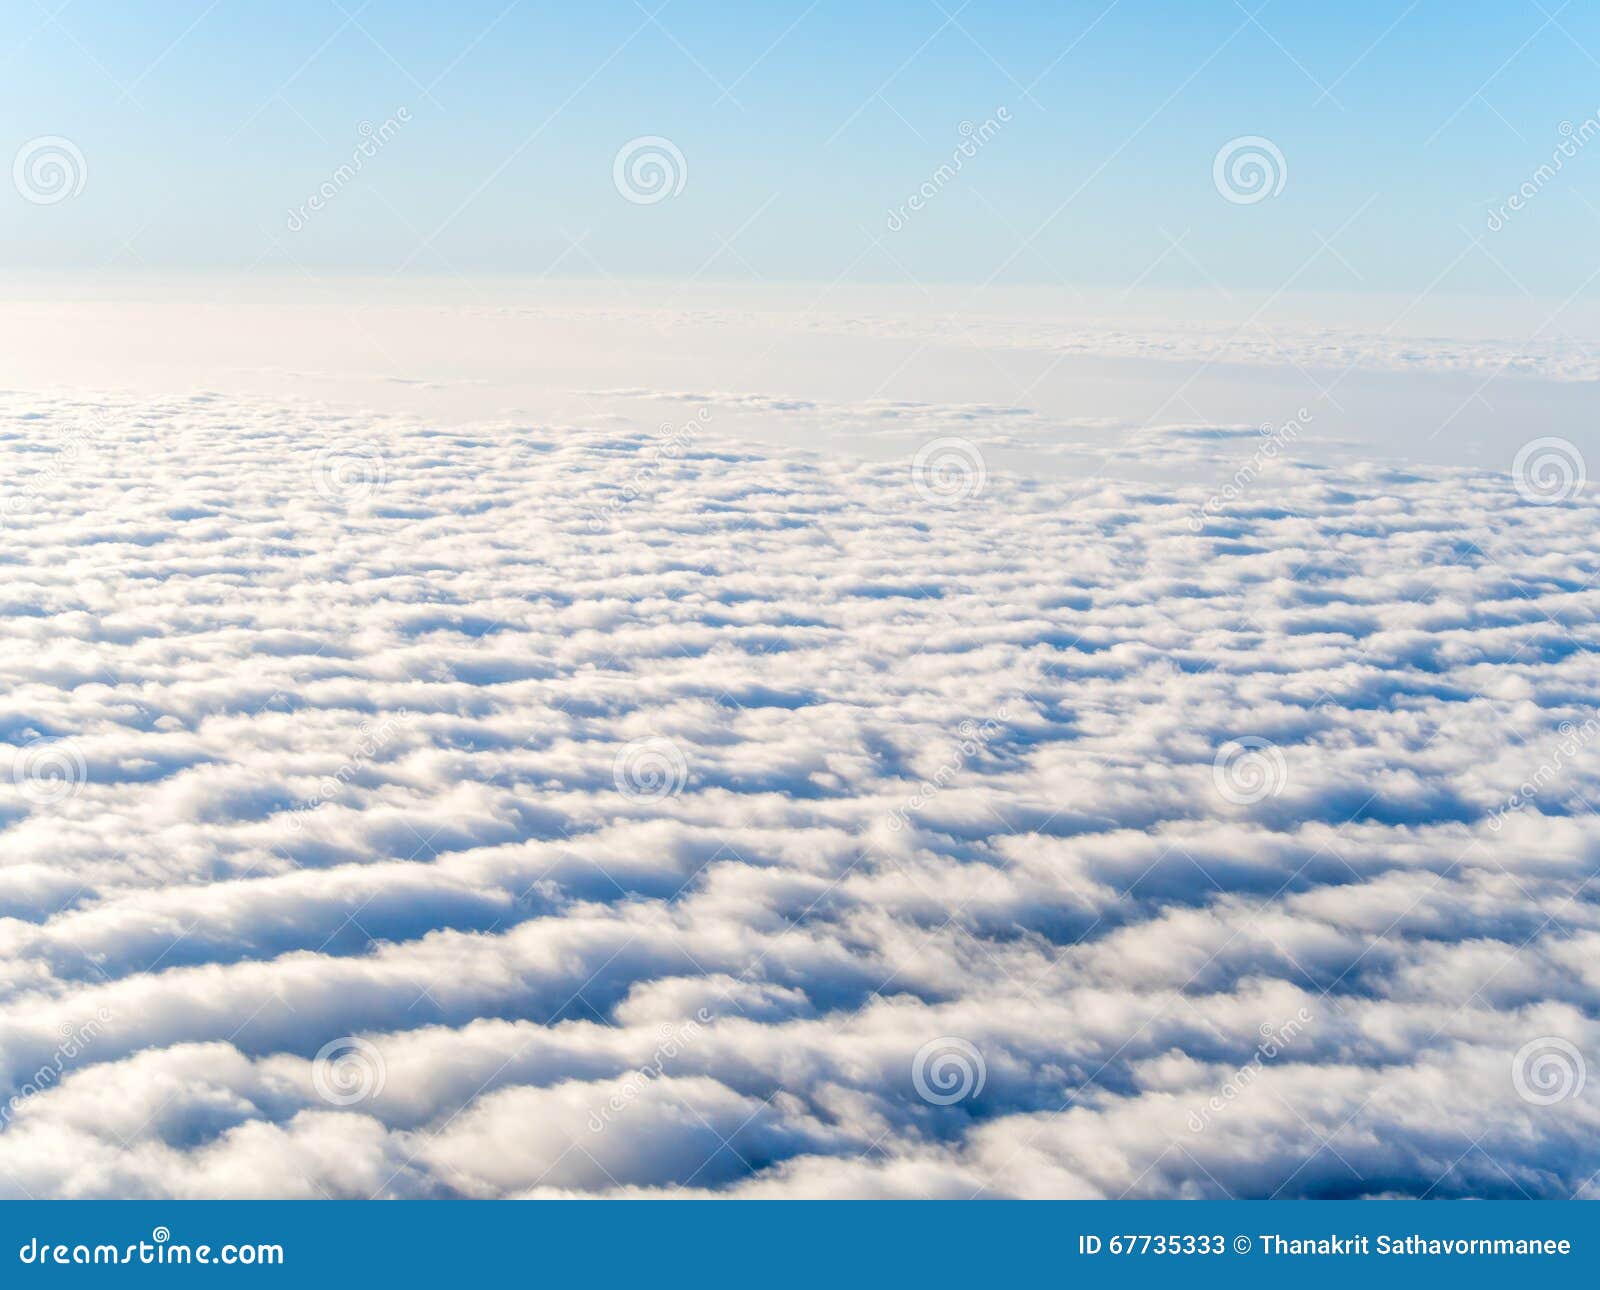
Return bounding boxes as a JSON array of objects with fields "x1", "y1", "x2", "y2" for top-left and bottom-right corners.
[{"x1": 0, "y1": 391, "x2": 1595, "y2": 1198}]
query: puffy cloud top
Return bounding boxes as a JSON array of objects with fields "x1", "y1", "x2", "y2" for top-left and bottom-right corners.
[{"x1": 0, "y1": 392, "x2": 1594, "y2": 1198}]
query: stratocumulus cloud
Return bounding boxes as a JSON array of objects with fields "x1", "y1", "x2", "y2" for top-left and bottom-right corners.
[{"x1": 0, "y1": 392, "x2": 1595, "y2": 1198}]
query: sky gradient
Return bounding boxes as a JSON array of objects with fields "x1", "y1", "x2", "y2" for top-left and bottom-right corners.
[{"x1": 7, "y1": 1, "x2": 1600, "y2": 301}]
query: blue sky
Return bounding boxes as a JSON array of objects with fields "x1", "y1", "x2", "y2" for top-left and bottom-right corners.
[{"x1": 6, "y1": 0, "x2": 1600, "y2": 298}]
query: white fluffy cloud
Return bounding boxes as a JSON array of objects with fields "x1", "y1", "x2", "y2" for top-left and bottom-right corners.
[{"x1": 0, "y1": 391, "x2": 1594, "y2": 1198}]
